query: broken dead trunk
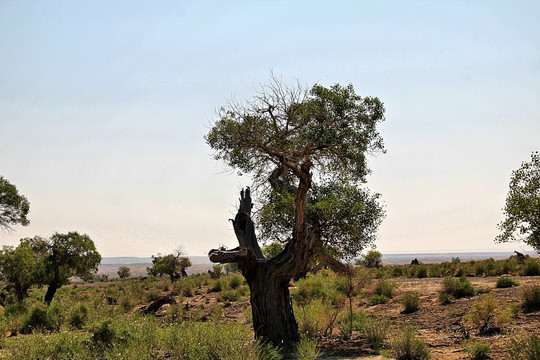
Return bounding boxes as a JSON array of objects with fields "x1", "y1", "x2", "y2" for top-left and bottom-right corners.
[{"x1": 209, "y1": 188, "x2": 319, "y2": 350}]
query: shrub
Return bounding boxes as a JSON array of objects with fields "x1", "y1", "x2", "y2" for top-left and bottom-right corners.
[
  {"x1": 69, "y1": 303, "x2": 89, "y2": 329},
  {"x1": 439, "y1": 292, "x2": 454, "y2": 304},
  {"x1": 521, "y1": 285, "x2": 540, "y2": 312},
  {"x1": 92, "y1": 320, "x2": 116, "y2": 347},
  {"x1": 442, "y1": 276, "x2": 475, "y2": 299},
  {"x1": 229, "y1": 275, "x2": 243, "y2": 289},
  {"x1": 363, "y1": 250, "x2": 383, "y2": 268},
  {"x1": 508, "y1": 333, "x2": 540, "y2": 360},
  {"x1": 117, "y1": 266, "x2": 131, "y2": 278},
  {"x1": 210, "y1": 279, "x2": 224, "y2": 292},
  {"x1": 466, "y1": 340, "x2": 491, "y2": 359},
  {"x1": 361, "y1": 316, "x2": 388, "y2": 351},
  {"x1": 401, "y1": 291, "x2": 421, "y2": 313},
  {"x1": 369, "y1": 294, "x2": 390, "y2": 305},
  {"x1": 496, "y1": 276, "x2": 519, "y2": 288},
  {"x1": 220, "y1": 290, "x2": 241, "y2": 302},
  {"x1": 21, "y1": 303, "x2": 62, "y2": 334},
  {"x1": 416, "y1": 266, "x2": 428, "y2": 279},
  {"x1": 521, "y1": 258, "x2": 540, "y2": 276},
  {"x1": 375, "y1": 279, "x2": 397, "y2": 298},
  {"x1": 390, "y1": 326, "x2": 431, "y2": 360},
  {"x1": 296, "y1": 336, "x2": 322, "y2": 360},
  {"x1": 295, "y1": 300, "x2": 337, "y2": 337},
  {"x1": 466, "y1": 294, "x2": 511, "y2": 334}
]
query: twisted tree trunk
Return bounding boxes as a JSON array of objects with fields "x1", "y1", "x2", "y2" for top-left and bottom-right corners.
[{"x1": 209, "y1": 185, "x2": 320, "y2": 350}]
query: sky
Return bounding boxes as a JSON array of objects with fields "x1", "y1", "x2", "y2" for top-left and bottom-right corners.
[{"x1": 1, "y1": 1, "x2": 539, "y2": 257}]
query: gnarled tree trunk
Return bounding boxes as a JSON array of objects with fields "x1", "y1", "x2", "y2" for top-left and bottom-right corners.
[{"x1": 209, "y1": 186, "x2": 320, "y2": 350}]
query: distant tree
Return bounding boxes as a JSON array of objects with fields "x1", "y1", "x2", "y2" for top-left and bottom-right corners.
[
  {"x1": 207, "y1": 77, "x2": 385, "y2": 348},
  {"x1": 496, "y1": 151, "x2": 540, "y2": 252},
  {"x1": 0, "y1": 243, "x2": 41, "y2": 301},
  {"x1": 148, "y1": 251, "x2": 192, "y2": 282},
  {"x1": 24, "y1": 232, "x2": 101, "y2": 304},
  {"x1": 117, "y1": 266, "x2": 131, "y2": 279},
  {"x1": 363, "y1": 250, "x2": 383, "y2": 268},
  {"x1": 0, "y1": 176, "x2": 30, "y2": 231}
]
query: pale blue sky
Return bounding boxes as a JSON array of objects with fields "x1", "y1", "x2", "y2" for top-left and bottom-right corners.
[{"x1": 1, "y1": 1, "x2": 539, "y2": 257}]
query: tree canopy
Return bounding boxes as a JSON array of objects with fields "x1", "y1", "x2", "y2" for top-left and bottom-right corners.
[
  {"x1": 0, "y1": 176, "x2": 30, "y2": 231},
  {"x1": 147, "y1": 252, "x2": 192, "y2": 281},
  {"x1": 496, "y1": 151, "x2": 540, "y2": 251}
]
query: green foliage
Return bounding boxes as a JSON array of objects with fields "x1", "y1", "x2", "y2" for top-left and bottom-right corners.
[
  {"x1": 220, "y1": 290, "x2": 241, "y2": 302},
  {"x1": 361, "y1": 315, "x2": 388, "y2": 351},
  {"x1": 466, "y1": 340, "x2": 491, "y2": 360},
  {"x1": 92, "y1": 320, "x2": 116, "y2": 348},
  {"x1": 0, "y1": 243, "x2": 41, "y2": 301},
  {"x1": 390, "y1": 326, "x2": 431, "y2": 360},
  {"x1": 496, "y1": 151, "x2": 540, "y2": 251},
  {"x1": 375, "y1": 279, "x2": 397, "y2": 298},
  {"x1": 466, "y1": 294, "x2": 511, "y2": 334},
  {"x1": 0, "y1": 176, "x2": 30, "y2": 230},
  {"x1": 363, "y1": 250, "x2": 383, "y2": 268},
  {"x1": 401, "y1": 291, "x2": 421, "y2": 313},
  {"x1": 147, "y1": 253, "x2": 192, "y2": 281},
  {"x1": 520, "y1": 258, "x2": 540, "y2": 276},
  {"x1": 117, "y1": 266, "x2": 131, "y2": 278},
  {"x1": 508, "y1": 333, "x2": 540, "y2": 360},
  {"x1": 228, "y1": 275, "x2": 243, "y2": 289},
  {"x1": 296, "y1": 336, "x2": 322, "y2": 360},
  {"x1": 294, "y1": 299, "x2": 338, "y2": 337},
  {"x1": 69, "y1": 303, "x2": 89, "y2": 329},
  {"x1": 521, "y1": 285, "x2": 540, "y2": 312},
  {"x1": 262, "y1": 242, "x2": 284, "y2": 259},
  {"x1": 441, "y1": 276, "x2": 475, "y2": 299},
  {"x1": 496, "y1": 276, "x2": 519, "y2": 288},
  {"x1": 21, "y1": 303, "x2": 62, "y2": 334},
  {"x1": 369, "y1": 294, "x2": 390, "y2": 305}
]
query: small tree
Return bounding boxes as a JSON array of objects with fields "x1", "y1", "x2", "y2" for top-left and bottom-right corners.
[
  {"x1": 496, "y1": 151, "x2": 540, "y2": 252},
  {"x1": 23, "y1": 232, "x2": 101, "y2": 304},
  {"x1": 363, "y1": 250, "x2": 383, "y2": 268},
  {"x1": 0, "y1": 176, "x2": 30, "y2": 231},
  {"x1": 148, "y1": 252, "x2": 192, "y2": 282},
  {"x1": 117, "y1": 266, "x2": 131, "y2": 279},
  {"x1": 0, "y1": 243, "x2": 41, "y2": 302}
]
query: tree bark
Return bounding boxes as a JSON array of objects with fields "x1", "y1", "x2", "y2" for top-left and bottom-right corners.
[
  {"x1": 44, "y1": 281, "x2": 58, "y2": 305},
  {"x1": 209, "y1": 186, "x2": 320, "y2": 350}
]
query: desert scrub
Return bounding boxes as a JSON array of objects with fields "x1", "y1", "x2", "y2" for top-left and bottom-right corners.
[
  {"x1": 508, "y1": 332, "x2": 540, "y2": 360},
  {"x1": 369, "y1": 294, "x2": 390, "y2": 305},
  {"x1": 465, "y1": 294, "x2": 511, "y2": 334},
  {"x1": 520, "y1": 258, "x2": 540, "y2": 276},
  {"x1": 466, "y1": 340, "x2": 491, "y2": 360},
  {"x1": 521, "y1": 284, "x2": 540, "y2": 311},
  {"x1": 389, "y1": 325, "x2": 430, "y2": 360},
  {"x1": 361, "y1": 315, "x2": 389, "y2": 351},
  {"x1": 496, "y1": 275, "x2": 519, "y2": 288},
  {"x1": 441, "y1": 276, "x2": 475, "y2": 299},
  {"x1": 228, "y1": 274, "x2": 243, "y2": 289},
  {"x1": 401, "y1": 291, "x2": 421, "y2": 313},
  {"x1": 2, "y1": 331, "x2": 91, "y2": 359},
  {"x1": 219, "y1": 289, "x2": 241, "y2": 302},
  {"x1": 161, "y1": 321, "x2": 270, "y2": 360},
  {"x1": 294, "y1": 299, "x2": 338, "y2": 337},
  {"x1": 296, "y1": 336, "x2": 322, "y2": 360},
  {"x1": 69, "y1": 303, "x2": 89, "y2": 329},
  {"x1": 375, "y1": 279, "x2": 397, "y2": 298},
  {"x1": 21, "y1": 303, "x2": 63, "y2": 334}
]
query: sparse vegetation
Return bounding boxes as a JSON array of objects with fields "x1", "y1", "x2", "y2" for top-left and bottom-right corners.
[
  {"x1": 496, "y1": 275, "x2": 519, "y2": 288},
  {"x1": 508, "y1": 332, "x2": 540, "y2": 360},
  {"x1": 401, "y1": 291, "x2": 421, "y2": 313},
  {"x1": 389, "y1": 325, "x2": 431, "y2": 360},
  {"x1": 466, "y1": 340, "x2": 491, "y2": 360}
]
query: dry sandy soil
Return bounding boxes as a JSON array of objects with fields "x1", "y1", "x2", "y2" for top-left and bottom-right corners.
[{"x1": 173, "y1": 275, "x2": 540, "y2": 360}]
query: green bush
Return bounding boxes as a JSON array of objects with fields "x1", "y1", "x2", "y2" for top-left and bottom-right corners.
[
  {"x1": 466, "y1": 294, "x2": 511, "y2": 334},
  {"x1": 496, "y1": 276, "x2": 519, "y2": 288},
  {"x1": 229, "y1": 275, "x2": 243, "y2": 289},
  {"x1": 521, "y1": 258, "x2": 540, "y2": 276},
  {"x1": 296, "y1": 336, "x2": 322, "y2": 360},
  {"x1": 390, "y1": 326, "x2": 431, "y2": 360},
  {"x1": 508, "y1": 333, "x2": 540, "y2": 360},
  {"x1": 361, "y1": 316, "x2": 388, "y2": 351},
  {"x1": 416, "y1": 266, "x2": 428, "y2": 279},
  {"x1": 401, "y1": 291, "x2": 421, "y2": 313},
  {"x1": 466, "y1": 340, "x2": 491, "y2": 359},
  {"x1": 21, "y1": 303, "x2": 62, "y2": 334},
  {"x1": 442, "y1": 276, "x2": 475, "y2": 299},
  {"x1": 522, "y1": 285, "x2": 540, "y2": 312},
  {"x1": 92, "y1": 320, "x2": 116, "y2": 347},
  {"x1": 220, "y1": 290, "x2": 241, "y2": 302},
  {"x1": 438, "y1": 292, "x2": 454, "y2": 304},
  {"x1": 375, "y1": 279, "x2": 397, "y2": 298},
  {"x1": 69, "y1": 303, "x2": 89, "y2": 329},
  {"x1": 369, "y1": 294, "x2": 390, "y2": 305}
]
